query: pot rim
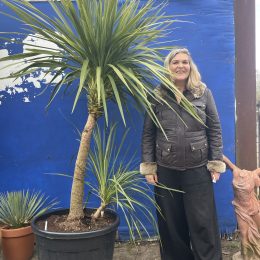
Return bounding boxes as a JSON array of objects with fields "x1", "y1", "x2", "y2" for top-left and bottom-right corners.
[
  {"x1": 31, "y1": 208, "x2": 120, "y2": 240},
  {"x1": 1, "y1": 225, "x2": 33, "y2": 238}
]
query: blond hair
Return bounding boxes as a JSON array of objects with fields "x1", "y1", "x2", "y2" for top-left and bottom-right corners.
[{"x1": 164, "y1": 48, "x2": 205, "y2": 91}]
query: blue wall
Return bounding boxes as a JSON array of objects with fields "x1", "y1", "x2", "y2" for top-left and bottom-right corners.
[{"x1": 0, "y1": 0, "x2": 236, "y2": 237}]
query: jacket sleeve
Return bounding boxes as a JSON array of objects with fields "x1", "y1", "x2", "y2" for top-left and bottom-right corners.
[
  {"x1": 140, "y1": 111, "x2": 157, "y2": 175},
  {"x1": 205, "y1": 89, "x2": 226, "y2": 173}
]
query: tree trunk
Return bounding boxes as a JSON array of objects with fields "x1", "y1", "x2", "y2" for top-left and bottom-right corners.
[{"x1": 67, "y1": 113, "x2": 96, "y2": 221}]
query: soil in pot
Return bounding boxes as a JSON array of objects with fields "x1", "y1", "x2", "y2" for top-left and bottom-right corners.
[{"x1": 36, "y1": 208, "x2": 117, "y2": 232}]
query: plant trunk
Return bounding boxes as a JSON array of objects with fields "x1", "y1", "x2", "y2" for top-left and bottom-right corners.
[
  {"x1": 67, "y1": 113, "x2": 96, "y2": 221},
  {"x1": 92, "y1": 203, "x2": 106, "y2": 220}
]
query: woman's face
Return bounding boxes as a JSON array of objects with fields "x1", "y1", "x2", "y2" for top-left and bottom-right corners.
[{"x1": 169, "y1": 52, "x2": 191, "y2": 83}]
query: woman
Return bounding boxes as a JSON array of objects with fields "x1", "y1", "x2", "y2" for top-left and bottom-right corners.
[{"x1": 140, "y1": 48, "x2": 226, "y2": 260}]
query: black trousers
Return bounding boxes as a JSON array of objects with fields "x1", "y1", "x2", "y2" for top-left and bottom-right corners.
[{"x1": 154, "y1": 165, "x2": 222, "y2": 260}]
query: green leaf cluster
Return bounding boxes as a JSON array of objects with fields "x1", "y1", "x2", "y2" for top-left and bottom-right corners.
[
  {"x1": 0, "y1": 0, "x2": 202, "y2": 127},
  {"x1": 86, "y1": 124, "x2": 160, "y2": 240},
  {"x1": 0, "y1": 190, "x2": 58, "y2": 229}
]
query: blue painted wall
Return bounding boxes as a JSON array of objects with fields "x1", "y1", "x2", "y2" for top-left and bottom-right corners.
[{"x1": 0, "y1": 0, "x2": 236, "y2": 237}]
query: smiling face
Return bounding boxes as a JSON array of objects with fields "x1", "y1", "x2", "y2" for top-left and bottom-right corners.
[{"x1": 169, "y1": 52, "x2": 191, "y2": 83}]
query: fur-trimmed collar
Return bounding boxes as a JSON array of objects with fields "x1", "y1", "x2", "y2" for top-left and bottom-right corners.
[
  {"x1": 187, "y1": 83, "x2": 206, "y2": 98},
  {"x1": 155, "y1": 83, "x2": 206, "y2": 99}
]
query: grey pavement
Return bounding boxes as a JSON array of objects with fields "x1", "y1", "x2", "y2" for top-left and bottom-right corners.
[{"x1": 0, "y1": 238, "x2": 240, "y2": 260}]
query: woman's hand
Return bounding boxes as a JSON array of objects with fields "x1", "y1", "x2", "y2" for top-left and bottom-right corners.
[
  {"x1": 145, "y1": 174, "x2": 158, "y2": 185},
  {"x1": 211, "y1": 171, "x2": 221, "y2": 183}
]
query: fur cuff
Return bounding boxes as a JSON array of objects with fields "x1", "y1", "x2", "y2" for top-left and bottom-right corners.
[
  {"x1": 207, "y1": 160, "x2": 226, "y2": 173},
  {"x1": 140, "y1": 162, "x2": 157, "y2": 175}
]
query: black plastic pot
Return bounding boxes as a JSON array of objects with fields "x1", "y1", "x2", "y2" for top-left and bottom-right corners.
[{"x1": 31, "y1": 208, "x2": 120, "y2": 260}]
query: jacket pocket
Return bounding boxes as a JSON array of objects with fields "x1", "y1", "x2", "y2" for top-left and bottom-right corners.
[
  {"x1": 156, "y1": 142, "x2": 177, "y2": 164},
  {"x1": 189, "y1": 139, "x2": 208, "y2": 164}
]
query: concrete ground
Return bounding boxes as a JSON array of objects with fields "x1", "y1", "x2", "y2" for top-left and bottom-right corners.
[
  {"x1": 0, "y1": 238, "x2": 240, "y2": 260},
  {"x1": 113, "y1": 239, "x2": 241, "y2": 260}
]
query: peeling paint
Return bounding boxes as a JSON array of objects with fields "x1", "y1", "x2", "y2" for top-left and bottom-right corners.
[
  {"x1": 0, "y1": 34, "x2": 63, "y2": 105},
  {"x1": 23, "y1": 97, "x2": 30, "y2": 103},
  {"x1": 0, "y1": 49, "x2": 25, "y2": 91}
]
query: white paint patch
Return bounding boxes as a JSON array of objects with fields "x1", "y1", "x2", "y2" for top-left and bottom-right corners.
[
  {"x1": 23, "y1": 97, "x2": 30, "y2": 103},
  {"x1": 0, "y1": 48, "x2": 25, "y2": 91},
  {"x1": 0, "y1": 33, "x2": 64, "y2": 105},
  {"x1": 26, "y1": 76, "x2": 42, "y2": 89}
]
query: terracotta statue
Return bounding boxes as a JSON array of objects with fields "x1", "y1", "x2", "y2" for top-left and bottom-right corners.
[{"x1": 223, "y1": 156, "x2": 260, "y2": 260}]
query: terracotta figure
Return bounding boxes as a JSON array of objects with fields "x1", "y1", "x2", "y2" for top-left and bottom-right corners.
[{"x1": 223, "y1": 155, "x2": 260, "y2": 260}]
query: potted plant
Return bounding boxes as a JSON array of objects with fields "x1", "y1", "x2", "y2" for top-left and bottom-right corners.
[
  {"x1": 0, "y1": 221, "x2": 4, "y2": 255},
  {"x1": 31, "y1": 124, "x2": 165, "y2": 258},
  {"x1": 0, "y1": 0, "x2": 200, "y2": 259},
  {"x1": 0, "y1": 190, "x2": 58, "y2": 260}
]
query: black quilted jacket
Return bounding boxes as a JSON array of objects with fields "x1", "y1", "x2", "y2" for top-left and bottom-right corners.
[{"x1": 141, "y1": 85, "x2": 223, "y2": 171}]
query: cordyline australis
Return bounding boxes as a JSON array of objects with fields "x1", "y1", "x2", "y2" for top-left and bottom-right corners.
[{"x1": 0, "y1": 0, "x2": 201, "y2": 230}]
